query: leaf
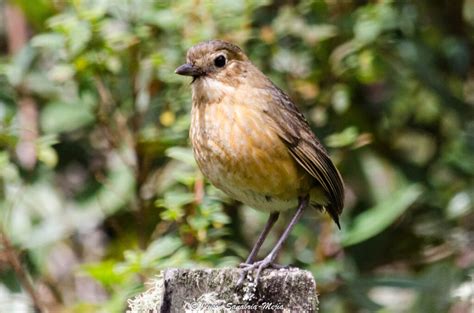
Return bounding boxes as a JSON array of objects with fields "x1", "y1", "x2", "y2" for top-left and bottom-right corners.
[
  {"x1": 82, "y1": 260, "x2": 126, "y2": 287},
  {"x1": 48, "y1": 64, "x2": 75, "y2": 82},
  {"x1": 445, "y1": 192, "x2": 471, "y2": 219},
  {"x1": 31, "y1": 33, "x2": 65, "y2": 50},
  {"x1": 331, "y1": 84, "x2": 351, "y2": 114},
  {"x1": 342, "y1": 184, "x2": 423, "y2": 246},
  {"x1": 47, "y1": 14, "x2": 92, "y2": 56},
  {"x1": 165, "y1": 147, "x2": 196, "y2": 166},
  {"x1": 24, "y1": 72, "x2": 61, "y2": 96},
  {"x1": 142, "y1": 237, "x2": 182, "y2": 266},
  {"x1": 40, "y1": 100, "x2": 94, "y2": 133},
  {"x1": 5, "y1": 45, "x2": 37, "y2": 86},
  {"x1": 156, "y1": 191, "x2": 195, "y2": 209},
  {"x1": 360, "y1": 152, "x2": 405, "y2": 203},
  {"x1": 159, "y1": 206, "x2": 185, "y2": 221},
  {"x1": 326, "y1": 127, "x2": 359, "y2": 148},
  {"x1": 354, "y1": 2, "x2": 397, "y2": 44},
  {"x1": 37, "y1": 144, "x2": 58, "y2": 168},
  {"x1": 187, "y1": 215, "x2": 210, "y2": 231}
]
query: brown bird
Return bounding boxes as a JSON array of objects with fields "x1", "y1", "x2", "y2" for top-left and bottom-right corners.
[{"x1": 175, "y1": 40, "x2": 344, "y2": 283}]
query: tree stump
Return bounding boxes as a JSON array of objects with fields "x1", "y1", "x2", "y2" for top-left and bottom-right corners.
[{"x1": 127, "y1": 267, "x2": 318, "y2": 312}]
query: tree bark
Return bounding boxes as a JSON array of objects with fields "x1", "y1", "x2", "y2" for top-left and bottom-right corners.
[{"x1": 127, "y1": 267, "x2": 318, "y2": 313}]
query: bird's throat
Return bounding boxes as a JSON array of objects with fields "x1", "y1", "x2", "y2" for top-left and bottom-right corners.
[{"x1": 192, "y1": 77, "x2": 238, "y2": 106}]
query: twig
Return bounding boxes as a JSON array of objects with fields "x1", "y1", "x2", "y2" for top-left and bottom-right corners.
[
  {"x1": 5, "y1": 4, "x2": 38, "y2": 170},
  {"x1": 0, "y1": 227, "x2": 48, "y2": 312},
  {"x1": 94, "y1": 75, "x2": 136, "y2": 169},
  {"x1": 94, "y1": 70, "x2": 150, "y2": 249},
  {"x1": 128, "y1": 44, "x2": 152, "y2": 250}
]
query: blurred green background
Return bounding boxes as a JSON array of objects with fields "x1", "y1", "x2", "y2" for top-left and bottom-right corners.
[{"x1": 0, "y1": 0, "x2": 473, "y2": 312}]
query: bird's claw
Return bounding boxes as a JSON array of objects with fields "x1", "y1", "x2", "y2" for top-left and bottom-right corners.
[
  {"x1": 238, "y1": 262, "x2": 252, "y2": 268},
  {"x1": 237, "y1": 257, "x2": 281, "y2": 286}
]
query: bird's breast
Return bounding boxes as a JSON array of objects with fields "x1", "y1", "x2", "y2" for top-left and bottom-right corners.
[{"x1": 190, "y1": 85, "x2": 310, "y2": 210}]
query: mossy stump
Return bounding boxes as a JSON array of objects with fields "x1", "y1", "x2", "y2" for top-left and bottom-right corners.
[{"x1": 127, "y1": 267, "x2": 318, "y2": 312}]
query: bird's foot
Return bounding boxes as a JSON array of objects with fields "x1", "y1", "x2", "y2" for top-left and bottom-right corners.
[
  {"x1": 238, "y1": 262, "x2": 253, "y2": 268},
  {"x1": 237, "y1": 256, "x2": 284, "y2": 286}
]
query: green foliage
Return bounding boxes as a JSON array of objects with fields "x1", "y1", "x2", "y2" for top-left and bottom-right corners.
[
  {"x1": 0, "y1": 1, "x2": 473, "y2": 312},
  {"x1": 342, "y1": 184, "x2": 423, "y2": 246}
]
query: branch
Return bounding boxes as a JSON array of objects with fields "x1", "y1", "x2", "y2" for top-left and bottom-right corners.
[
  {"x1": 5, "y1": 4, "x2": 38, "y2": 170},
  {"x1": 0, "y1": 227, "x2": 49, "y2": 312}
]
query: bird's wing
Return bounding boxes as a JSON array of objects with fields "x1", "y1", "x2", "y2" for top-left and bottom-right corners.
[{"x1": 262, "y1": 83, "x2": 344, "y2": 227}]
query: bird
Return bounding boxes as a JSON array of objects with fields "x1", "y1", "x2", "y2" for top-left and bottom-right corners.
[{"x1": 175, "y1": 40, "x2": 344, "y2": 284}]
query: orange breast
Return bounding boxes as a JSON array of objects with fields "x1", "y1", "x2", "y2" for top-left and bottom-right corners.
[{"x1": 190, "y1": 99, "x2": 310, "y2": 204}]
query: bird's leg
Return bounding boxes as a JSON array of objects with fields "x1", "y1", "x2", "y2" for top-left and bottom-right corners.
[
  {"x1": 237, "y1": 212, "x2": 279, "y2": 285},
  {"x1": 241, "y1": 212, "x2": 279, "y2": 266},
  {"x1": 238, "y1": 195, "x2": 309, "y2": 286}
]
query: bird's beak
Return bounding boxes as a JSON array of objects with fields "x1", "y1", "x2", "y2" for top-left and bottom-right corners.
[{"x1": 175, "y1": 63, "x2": 202, "y2": 76}]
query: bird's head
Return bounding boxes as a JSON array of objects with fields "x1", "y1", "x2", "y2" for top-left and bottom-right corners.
[{"x1": 175, "y1": 40, "x2": 250, "y2": 85}]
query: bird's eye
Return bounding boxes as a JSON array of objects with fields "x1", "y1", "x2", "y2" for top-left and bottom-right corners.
[{"x1": 214, "y1": 55, "x2": 226, "y2": 68}]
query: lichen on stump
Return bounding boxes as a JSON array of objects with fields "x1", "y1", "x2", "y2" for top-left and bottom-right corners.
[{"x1": 127, "y1": 267, "x2": 318, "y2": 312}]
